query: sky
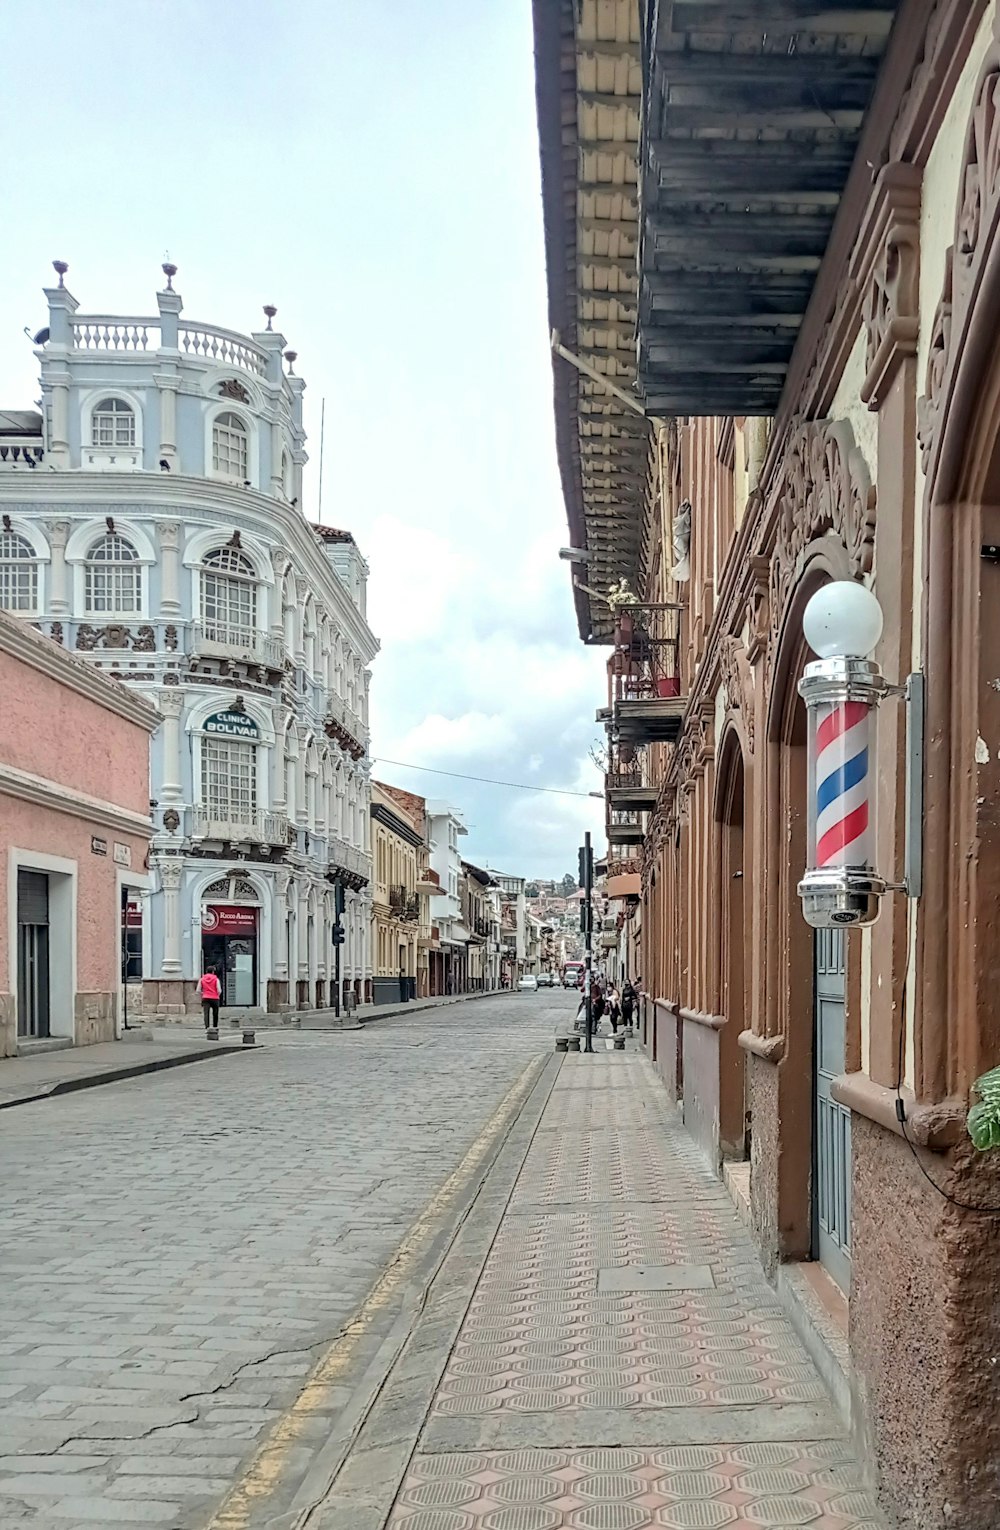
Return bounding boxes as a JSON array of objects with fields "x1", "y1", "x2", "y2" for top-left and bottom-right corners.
[{"x1": 0, "y1": 0, "x2": 607, "y2": 881}]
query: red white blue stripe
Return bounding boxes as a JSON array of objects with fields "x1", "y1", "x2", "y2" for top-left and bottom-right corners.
[{"x1": 815, "y1": 700, "x2": 872, "y2": 869}]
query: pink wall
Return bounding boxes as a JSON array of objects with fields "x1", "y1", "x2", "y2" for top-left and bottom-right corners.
[
  {"x1": 0, "y1": 646, "x2": 153, "y2": 998},
  {"x1": 0, "y1": 649, "x2": 149, "y2": 816}
]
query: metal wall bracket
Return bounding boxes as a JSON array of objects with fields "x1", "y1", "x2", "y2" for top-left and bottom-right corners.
[{"x1": 903, "y1": 670, "x2": 924, "y2": 899}]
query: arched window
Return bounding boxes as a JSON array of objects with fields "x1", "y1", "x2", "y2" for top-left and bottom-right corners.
[
  {"x1": 200, "y1": 546, "x2": 257, "y2": 646},
  {"x1": 0, "y1": 530, "x2": 38, "y2": 612},
  {"x1": 91, "y1": 398, "x2": 136, "y2": 448},
  {"x1": 85, "y1": 533, "x2": 141, "y2": 614},
  {"x1": 211, "y1": 412, "x2": 248, "y2": 481}
]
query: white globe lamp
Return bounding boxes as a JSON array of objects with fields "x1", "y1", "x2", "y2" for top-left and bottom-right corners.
[{"x1": 803, "y1": 581, "x2": 883, "y2": 660}]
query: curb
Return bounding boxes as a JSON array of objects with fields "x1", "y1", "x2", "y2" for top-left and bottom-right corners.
[
  {"x1": 0, "y1": 1041, "x2": 252, "y2": 1112},
  {"x1": 356, "y1": 989, "x2": 509, "y2": 1025}
]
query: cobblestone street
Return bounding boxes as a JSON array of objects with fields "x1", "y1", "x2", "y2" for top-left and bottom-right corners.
[{"x1": 0, "y1": 995, "x2": 561, "y2": 1529}]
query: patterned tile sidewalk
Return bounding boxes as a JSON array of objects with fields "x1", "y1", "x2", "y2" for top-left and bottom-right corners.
[{"x1": 387, "y1": 1051, "x2": 888, "y2": 1530}]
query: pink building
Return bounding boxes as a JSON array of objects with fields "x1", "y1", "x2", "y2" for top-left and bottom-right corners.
[{"x1": 0, "y1": 611, "x2": 158, "y2": 1055}]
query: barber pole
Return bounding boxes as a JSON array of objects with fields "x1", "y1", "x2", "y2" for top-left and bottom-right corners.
[{"x1": 814, "y1": 699, "x2": 873, "y2": 870}]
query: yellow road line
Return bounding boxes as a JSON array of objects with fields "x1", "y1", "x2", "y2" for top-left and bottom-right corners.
[{"x1": 204, "y1": 1058, "x2": 541, "y2": 1530}]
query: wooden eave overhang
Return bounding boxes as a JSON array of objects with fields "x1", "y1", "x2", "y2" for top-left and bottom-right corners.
[
  {"x1": 534, "y1": 0, "x2": 652, "y2": 643},
  {"x1": 637, "y1": 0, "x2": 897, "y2": 415}
]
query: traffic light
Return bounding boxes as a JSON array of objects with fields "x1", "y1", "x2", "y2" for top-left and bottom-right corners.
[
  {"x1": 578, "y1": 844, "x2": 593, "y2": 888},
  {"x1": 332, "y1": 923, "x2": 345, "y2": 946},
  {"x1": 334, "y1": 880, "x2": 346, "y2": 918}
]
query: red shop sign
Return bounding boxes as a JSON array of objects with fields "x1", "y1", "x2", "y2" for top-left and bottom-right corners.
[{"x1": 202, "y1": 904, "x2": 258, "y2": 936}]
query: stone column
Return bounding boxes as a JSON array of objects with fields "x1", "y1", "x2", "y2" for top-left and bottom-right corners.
[
  {"x1": 270, "y1": 419, "x2": 284, "y2": 498},
  {"x1": 156, "y1": 521, "x2": 182, "y2": 617},
  {"x1": 272, "y1": 869, "x2": 290, "y2": 983},
  {"x1": 155, "y1": 286, "x2": 182, "y2": 470},
  {"x1": 296, "y1": 727, "x2": 309, "y2": 827},
  {"x1": 44, "y1": 520, "x2": 70, "y2": 616},
  {"x1": 48, "y1": 370, "x2": 71, "y2": 469},
  {"x1": 297, "y1": 888, "x2": 310, "y2": 985},
  {"x1": 158, "y1": 859, "x2": 184, "y2": 976},
  {"x1": 269, "y1": 549, "x2": 287, "y2": 643},
  {"x1": 294, "y1": 578, "x2": 309, "y2": 664},
  {"x1": 157, "y1": 688, "x2": 184, "y2": 803}
]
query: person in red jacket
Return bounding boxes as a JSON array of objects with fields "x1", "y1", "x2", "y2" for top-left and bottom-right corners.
[{"x1": 198, "y1": 967, "x2": 221, "y2": 1033}]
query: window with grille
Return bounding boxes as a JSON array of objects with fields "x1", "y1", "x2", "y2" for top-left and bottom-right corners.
[
  {"x1": 91, "y1": 397, "x2": 136, "y2": 448},
  {"x1": 0, "y1": 531, "x2": 38, "y2": 612},
  {"x1": 212, "y1": 411, "x2": 248, "y2": 480},
  {"x1": 202, "y1": 737, "x2": 257, "y2": 825},
  {"x1": 84, "y1": 533, "x2": 141, "y2": 614},
  {"x1": 200, "y1": 546, "x2": 257, "y2": 647}
]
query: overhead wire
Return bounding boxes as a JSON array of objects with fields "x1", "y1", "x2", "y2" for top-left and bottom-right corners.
[{"x1": 369, "y1": 756, "x2": 598, "y2": 799}]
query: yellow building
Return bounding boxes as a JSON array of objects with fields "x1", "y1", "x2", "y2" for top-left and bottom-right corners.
[{"x1": 369, "y1": 781, "x2": 421, "y2": 1004}]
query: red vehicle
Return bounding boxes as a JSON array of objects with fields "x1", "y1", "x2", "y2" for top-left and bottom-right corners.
[{"x1": 562, "y1": 960, "x2": 585, "y2": 989}]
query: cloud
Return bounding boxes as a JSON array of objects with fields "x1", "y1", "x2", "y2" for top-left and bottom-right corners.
[{"x1": 0, "y1": 1, "x2": 605, "y2": 881}]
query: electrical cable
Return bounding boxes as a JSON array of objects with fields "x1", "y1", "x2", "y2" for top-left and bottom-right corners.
[
  {"x1": 370, "y1": 757, "x2": 598, "y2": 799},
  {"x1": 894, "y1": 914, "x2": 1000, "y2": 1216}
]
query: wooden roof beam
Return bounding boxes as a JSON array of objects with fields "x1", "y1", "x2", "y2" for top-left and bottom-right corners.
[
  {"x1": 650, "y1": 49, "x2": 881, "y2": 86},
  {"x1": 655, "y1": 102, "x2": 865, "y2": 131},
  {"x1": 666, "y1": 1, "x2": 895, "y2": 36}
]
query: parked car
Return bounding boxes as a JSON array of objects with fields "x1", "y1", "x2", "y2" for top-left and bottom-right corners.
[
  {"x1": 537, "y1": 971, "x2": 555, "y2": 987},
  {"x1": 518, "y1": 974, "x2": 538, "y2": 991}
]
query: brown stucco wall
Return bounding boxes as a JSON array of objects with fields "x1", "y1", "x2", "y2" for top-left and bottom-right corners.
[
  {"x1": 654, "y1": 1002, "x2": 680, "y2": 1100},
  {"x1": 748, "y1": 1055, "x2": 781, "y2": 1275},
  {"x1": 852, "y1": 1115, "x2": 1000, "y2": 1529},
  {"x1": 682, "y1": 1018, "x2": 721, "y2": 1169}
]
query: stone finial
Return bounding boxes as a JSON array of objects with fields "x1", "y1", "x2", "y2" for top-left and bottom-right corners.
[
  {"x1": 263, "y1": 304, "x2": 277, "y2": 330},
  {"x1": 52, "y1": 260, "x2": 68, "y2": 287},
  {"x1": 284, "y1": 350, "x2": 297, "y2": 373},
  {"x1": 162, "y1": 261, "x2": 178, "y2": 290}
]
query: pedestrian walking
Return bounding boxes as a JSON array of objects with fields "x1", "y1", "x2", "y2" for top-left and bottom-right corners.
[
  {"x1": 199, "y1": 967, "x2": 221, "y2": 1033},
  {"x1": 607, "y1": 984, "x2": 621, "y2": 1033},
  {"x1": 621, "y1": 979, "x2": 635, "y2": 1029}
]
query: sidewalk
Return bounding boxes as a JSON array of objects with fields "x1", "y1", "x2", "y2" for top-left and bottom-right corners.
[
  {"x1": 319, "y1": 1042, "x2": 888, "y2": 1529},
  {"x1": 0, "y1": 1028, "x2": 247, "y2": 1110}
]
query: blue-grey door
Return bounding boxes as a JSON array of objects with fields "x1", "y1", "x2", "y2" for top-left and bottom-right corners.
[{"x1": 813, "y1": 928, "x2": 851, "y2": 1291}]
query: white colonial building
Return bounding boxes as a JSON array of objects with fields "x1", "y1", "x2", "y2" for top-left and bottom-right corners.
[{"x1": 0, "y1": 264, "x2": 378, "y2": 1018}]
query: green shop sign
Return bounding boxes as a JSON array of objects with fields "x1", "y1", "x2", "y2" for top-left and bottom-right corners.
[{"x1": 204, "y1": 711, "x2": 260, "y2": 741}]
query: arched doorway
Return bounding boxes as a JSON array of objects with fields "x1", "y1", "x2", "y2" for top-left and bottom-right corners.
[
  {"x1": 200, "y1": 874, "x2": 261, "y2": 1008},
  {"x1": 767, "y1": 557, "x2": 856, "y2": 1289},
  {"x1": 716, "y1": 732, "x2": 749, "y2": 1162}
]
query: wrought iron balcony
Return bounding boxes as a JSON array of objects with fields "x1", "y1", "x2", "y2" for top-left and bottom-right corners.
[
  {"x1": 191, "y1": 622, "x2": 284, "y2": 673},
  {"x1": 607, "y1": 603, "x2": 686, "y2": 745},
  {"x1": 605, "y1": 760, "x2": 658, "y2": 813},
  {"x1": 608, "y1": 809, "x2": 644, "y2": 846}
]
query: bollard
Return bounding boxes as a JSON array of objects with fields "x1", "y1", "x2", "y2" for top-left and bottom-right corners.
[
  {"x1": 613, "y1": 1034, "x2": 626, "y2": 1050},
  {"x1": 242, "y1": 1029, "x2": 255, "y2": 1046},
  {"x1": 555, "y1": 1036, "x2": 569, "y2": 1052},
  {"x1": 206, "y1": 1027, "x2": 219, "y2": 1041},
  {"x1": 566, "y1": 1035, "x2": 581, "y2": 1052}
]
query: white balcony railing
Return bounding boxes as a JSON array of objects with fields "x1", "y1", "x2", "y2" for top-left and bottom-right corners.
[
  {"x1": 68, "y1": 316, "x2": 268, "y2": 379},
  {"x1": 191, "y1": 809, "x2": 289, "y2": 846},
  {"x1": 179, "y1": 323, "x2": 268, "y2": 378},
  {"x1": 327, "y1": 837, "x2": 371, "y2": 880},
  {"x1": 191, "y1": 622, "x2": 284, "y2": 671},
  {"x1": 323, "y1": 690, "x2": 369, "y2": 748},
  {"x1": 0, "y1": 438, "x2": 44, "y2": 470}
]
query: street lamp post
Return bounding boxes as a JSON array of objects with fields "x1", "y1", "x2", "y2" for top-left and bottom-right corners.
[{"x1": 580, "y1": 833, "x2": 594, "y2": 1053}]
